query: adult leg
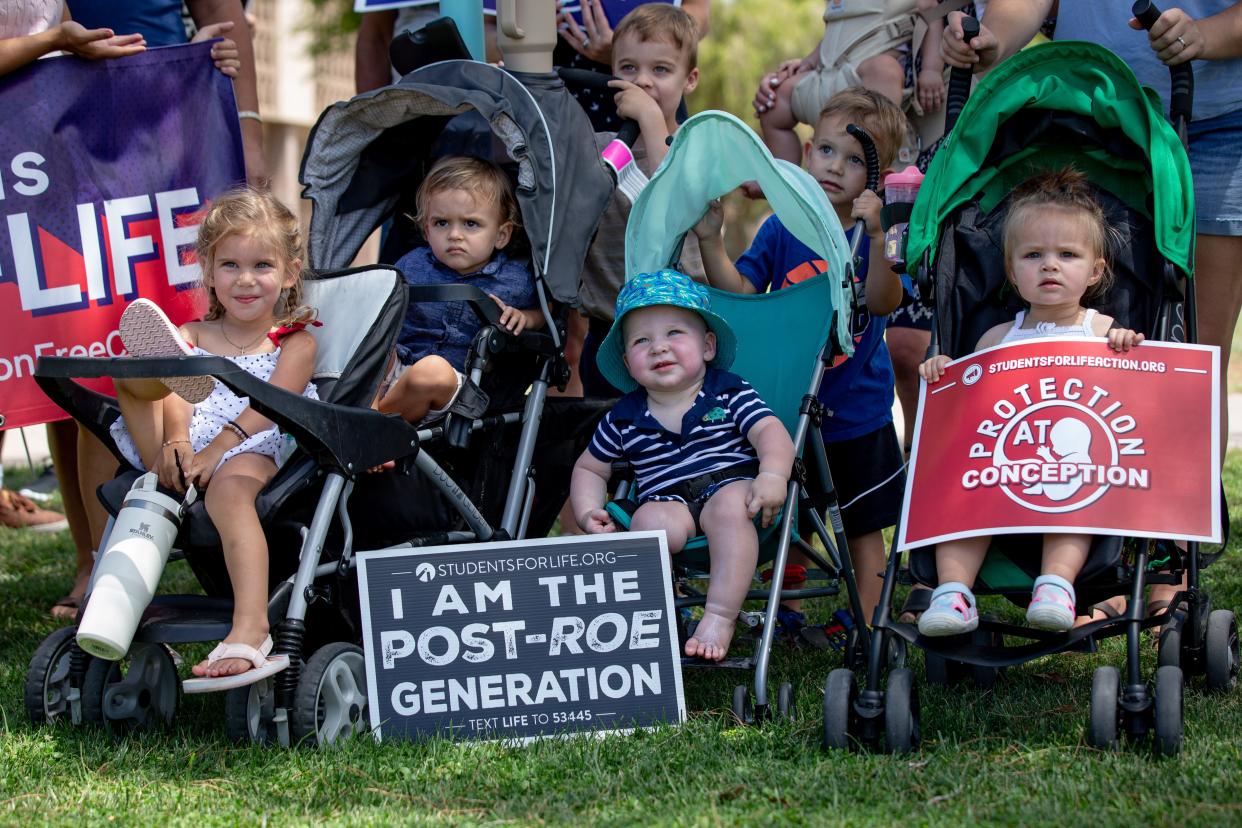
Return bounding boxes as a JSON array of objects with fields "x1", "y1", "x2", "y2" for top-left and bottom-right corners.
[
  {"x1": 193, "y1": 452, "x2": 279, "y2": 678},
  {"x1": 377, "y1": 355, "x2": 459, "y2": 424},
  {"x1": 692, "y1": 481, "x2": 758, "y2": 661}
]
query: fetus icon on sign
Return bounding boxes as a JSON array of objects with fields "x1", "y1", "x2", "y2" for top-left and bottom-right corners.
[{"x1": 1021, "y1": 417, "x2": 1092, "y2": 501}]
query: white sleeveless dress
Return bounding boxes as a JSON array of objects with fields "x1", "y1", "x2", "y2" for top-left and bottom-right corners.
[
  {"x1": 999, "y1": 308, "x2": 1098, "y2": 344},
  {"x1": 110, "y1": 347, "x2": 319, "y2": 472}
]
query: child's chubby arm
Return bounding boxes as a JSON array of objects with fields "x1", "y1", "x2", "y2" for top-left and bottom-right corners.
[
  {"x1": 608, "y1": 79, "x2": 672, "y2": 167},
  {"x1": 916, "y1": 0, "x2": 947, "y2": 114},
  {"x1": 691, "y1": 199, "x2": 758, "y2": 295},
  {"x1": 570, "y1": 450, "x2": 617, "y2": 533},
  {"x1": 489, "y1": 295, "x2": 546, "y2": 336},
  {"x1": 746, "y1": 415, "x2": 795, "y2": 528},
  {"x1": 851, "y1": 189, "x2": 904, "y2": 315},
  {"x1": 919, "y1": 322, "x2": 1008, "y2": 384},
  {"x1": 1093, "y1": 313, "x2": 1145, "y2": 352}
]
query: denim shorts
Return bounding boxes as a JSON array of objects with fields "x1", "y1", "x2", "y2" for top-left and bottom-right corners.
[{"x1": 1189, "y1": 106, "x2": 1242, "y2": 236}]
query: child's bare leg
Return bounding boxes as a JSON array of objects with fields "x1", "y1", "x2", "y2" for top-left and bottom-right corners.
[
  {"x1": 114, "y1": 378, "x2": 169, "y2": 469},
  {"x1": 194, "y1": 453, "x2": 278, "y2": 677},
  {"x1": 630, "y1": 500, "x2": 696, "y2": 556},
  {"x1": 919, "y1": 535, "x2": 989, "y2": 636},
  {"x1": 856, "y1": 50, "x2": 905, "y2": 107},
  {"x1": 847, "y1": 529, "x2": 888, "y2": 622},
  {"x1": 377, "y1": 355, "x2": 459, "y2": 424},
  {"x1": 1028, "y1": 533, "x2": 1090, "y2": 631},
  {"x1": 689, "y1": 481, "x2": 758, "y2": 661},
  {"x1": 758, "y1": 71, "x2": 810, "y2": 165}
]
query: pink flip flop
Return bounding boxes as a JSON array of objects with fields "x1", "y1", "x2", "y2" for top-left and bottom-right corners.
[
  {"x1": 118, "y1": 298, "x2": 215, "y2": 404},
  {"x1": 181, "y1": 635, "x2": 290, "y2": 694}
]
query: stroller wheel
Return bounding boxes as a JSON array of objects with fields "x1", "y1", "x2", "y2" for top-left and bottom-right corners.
[
  {"x1": 884, "y1": 668, "x2": 920, "y2": 755},
  {"x1": 1204, "y1": 610, "x2": 1239, "y2": 692},
  {"x1": 1087, "y1": 665, "x2": 1120, "y2": 750},
  {"x1": 1153, "y1": 665, "x2": 1184, "y2": 757},
  {"x1": 25, "y1": 627, "x2": 91, "y2": 726},
  {"x1": 731, "y1": 685, "x2": 755, "y2": 725},
  {"x1": 225, "y1": 676, "x2": 278, "y2": 744},
  {"x1": 885, "y1": 635, "x2": 907, "y2": 670},
  {"x1": 776, "y1": 682, "x2": 796, "y2": 721},
  {"x1": 822, "y1": 668, "x2": 857, "y2": 750},
  {"x1": 292, "y1": 642, "x2": 369, "y2": 748},
  {"x1": 81, "y1": 642, "x2": 178, "y2": 733}
]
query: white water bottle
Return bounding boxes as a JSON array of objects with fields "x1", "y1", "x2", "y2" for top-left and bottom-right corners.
[{"x1": 76, "y1": 473, "x2": 195, "y2": 661}]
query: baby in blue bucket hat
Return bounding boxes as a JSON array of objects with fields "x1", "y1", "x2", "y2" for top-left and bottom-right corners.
[{"x1": 571, "y1": 269, "x2": 795, "y2": 661}]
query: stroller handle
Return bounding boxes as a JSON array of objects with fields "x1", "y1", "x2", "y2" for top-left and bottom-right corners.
[
  {"x1": 944, "y1": 14, "x2": 979, "y2": 134},
  {"x1": 845, "y1": 123, "x2": 879, "y2": 264},
  {"x1": 1131, "y1": 0, "x2": 1194, "y2": 140}
]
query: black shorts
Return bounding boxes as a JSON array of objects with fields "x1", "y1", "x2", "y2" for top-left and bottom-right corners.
[{"x1": 823, "y1": 423, "x2": 906, "y2": 537}]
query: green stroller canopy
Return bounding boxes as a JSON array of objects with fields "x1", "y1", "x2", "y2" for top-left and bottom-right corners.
[
  {"x1": 907, "y1": 40, "x2": 1195, "y2": 277},
  {"x1": 624, "y1": 110, "x2": 855, "y2": 360}
]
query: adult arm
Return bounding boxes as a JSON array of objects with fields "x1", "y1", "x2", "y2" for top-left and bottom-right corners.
[
  {"x1": 1131, "y1": 2, "x2": 1242, "y2": 63},
  {"x1": 941, "y1": 0, "x2": 1053, "y2": 72},
  {"x1": 355, "y1": 10, "x2": 396, "y2": 93},
  {"x1": 682, "y1": 0, "x2": 711, "y2": 39},
  {"x1": 187, "y1": 0, "x2": 267, "y2": 187}
]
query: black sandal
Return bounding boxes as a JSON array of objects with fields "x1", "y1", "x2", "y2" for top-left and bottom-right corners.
[{"x1": 897, "y1": 586, "x2": 931, "y2": 623}]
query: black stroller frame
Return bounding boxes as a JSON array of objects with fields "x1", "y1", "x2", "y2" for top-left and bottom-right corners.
[
  {"x1": 824, "y1": 7, "x2": 1238, "y2": 757},
  {"x1": 24, "y1": 59, "x2": 625, "y2": 747}
]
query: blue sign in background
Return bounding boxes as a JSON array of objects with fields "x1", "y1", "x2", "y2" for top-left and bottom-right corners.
[{"x1": 358, "y1": 532, "x2": 685, "y2": 742}]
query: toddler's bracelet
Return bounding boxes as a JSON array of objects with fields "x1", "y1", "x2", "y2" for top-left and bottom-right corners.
[
  {"x1": 224, "y1": 420, "x2": 250, "y2": 442},
  {"x1": 161, "y1": 439, "x2": 191, "y2": 449},
  {"x1": 237, "y1": 110, "x2": 262, "y2": 123}
]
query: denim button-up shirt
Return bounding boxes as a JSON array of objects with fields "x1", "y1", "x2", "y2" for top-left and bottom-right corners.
[{"x1": 393, "y1": 246, "x2": 536, "y2": 371}]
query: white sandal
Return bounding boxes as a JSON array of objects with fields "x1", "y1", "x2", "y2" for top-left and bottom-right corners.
[
  {"x1": 182, "y1": 634, "x2": 289, "y2": 694},
  {"x1": 119, "y1": 298, "x2": 215, "y2": 404}
]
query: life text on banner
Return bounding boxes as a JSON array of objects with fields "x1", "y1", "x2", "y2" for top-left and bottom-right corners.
[
  {"x1": 898, "y1": 338, "x2": 1221, "y2": 550},
  {"x1": 357, "y1": 532, "x2": 686, "y2": 743},
  {"x1": 0, "y1": 41, "x2": 245, "y2": 429}
]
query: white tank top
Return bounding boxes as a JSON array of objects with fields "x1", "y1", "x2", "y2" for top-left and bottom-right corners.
[{"x1": 999, "y1": 308, "x2": 1097, "y2": 343}]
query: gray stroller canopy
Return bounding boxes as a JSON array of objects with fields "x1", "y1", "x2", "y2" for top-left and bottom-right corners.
[{"x1": 300, "y1": 60, "x2": 614, "y2": 306}]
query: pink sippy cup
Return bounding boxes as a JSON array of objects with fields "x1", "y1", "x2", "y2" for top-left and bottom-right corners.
[{"x1": 883, "y1": 166, "x2": 924, "y2": 265}]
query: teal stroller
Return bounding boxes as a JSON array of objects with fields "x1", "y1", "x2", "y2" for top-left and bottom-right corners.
[{"x1": 606, "y1": 111, "x2": 874, "y2": 722}]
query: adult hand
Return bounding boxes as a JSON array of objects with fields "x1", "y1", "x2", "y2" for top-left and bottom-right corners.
[
  {"x1": 191, "y1": 21, "x2": 240, "y2": 78},
  {"x1": 942, "y1": 10, "x2": 999, "y2": 71},
  {"x1": 917, "y1": 67, "x2": 946, "y2": 113},
  {"x1": 59, "y1": 21, "x2": 145, "y2": 60},
  {"x1": 1129, "y1": 7, "x2": 1205, "y2": 65},
  {"x1": 557, "y1": 0, "x2": 614, "y2": 65}
]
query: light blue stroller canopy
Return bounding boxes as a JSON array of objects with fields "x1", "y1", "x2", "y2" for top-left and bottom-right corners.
[{"x1": 623, "y1": 110, "x2": 855, "y2": 363}]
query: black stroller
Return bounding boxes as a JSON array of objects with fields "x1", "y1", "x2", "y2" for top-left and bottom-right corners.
[
  {"x1": 823, "y1": 33, "x2": 1237, "y2": 756},
  {"x1": 24, "y1": 58, "x2": 622, "y2": 747}
]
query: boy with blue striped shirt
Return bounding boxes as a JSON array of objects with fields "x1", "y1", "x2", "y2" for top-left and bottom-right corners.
[{"x1": 571, "y1": 270, "x2": 795, "y2": 661}]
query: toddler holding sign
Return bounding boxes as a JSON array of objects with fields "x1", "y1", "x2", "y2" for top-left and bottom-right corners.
[
  {"x1": 570, "y1": 270, "x2": 795, "y2": 661},
  {"x1": 917, "y1": 168, "x2": 1144, "y2": 635}
]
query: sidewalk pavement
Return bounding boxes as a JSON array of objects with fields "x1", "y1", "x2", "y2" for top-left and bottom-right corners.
[{"x1": 7, "y1": 394, "x2": 1242, "y2": 472}]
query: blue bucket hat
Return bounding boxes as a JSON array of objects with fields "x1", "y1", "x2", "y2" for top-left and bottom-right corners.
[{"x1": 596, "y1": 269, "x2": 738, "y2": 393}]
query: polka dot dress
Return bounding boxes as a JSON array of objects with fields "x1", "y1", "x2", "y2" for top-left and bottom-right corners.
[{"x1": 110, "y1": 347, "x2": 319, "y2": 473}]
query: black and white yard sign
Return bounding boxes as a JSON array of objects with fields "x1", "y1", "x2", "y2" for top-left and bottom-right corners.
[{"x1": 356, "y1": 531, "x2": 686, "y2": 742}]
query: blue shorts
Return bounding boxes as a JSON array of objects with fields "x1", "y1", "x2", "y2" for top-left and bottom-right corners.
[{"x1": 1189, "y1": 106, "x2": 1242, "y2": 236}]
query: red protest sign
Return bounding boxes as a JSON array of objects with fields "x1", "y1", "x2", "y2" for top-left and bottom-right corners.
[{"x1": 898, "y1": 338, "x2": 1220, "y2": 550}]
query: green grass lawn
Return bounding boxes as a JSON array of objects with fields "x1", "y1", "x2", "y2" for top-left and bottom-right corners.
[{"x1": 2, "y1": 461, "x2": 1242, "y2": 827}]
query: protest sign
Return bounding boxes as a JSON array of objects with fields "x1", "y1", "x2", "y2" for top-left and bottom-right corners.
[
  {"x1": 357, "y1": 531, "x2": 686, "y2": 743},
  {"x1": 898, "y1": 338, "x2": 1220, "y2": 549},
  {"x1": 0, "y1": 43, "x2": 244, "y2": 429}
]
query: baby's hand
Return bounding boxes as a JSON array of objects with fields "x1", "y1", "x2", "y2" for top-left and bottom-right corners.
[
  {"x1": 1107, "y1": 327, "x2": 1144, "y2": 352},
  {"x1": 579, "y1": 509, "x2": 617, "y2": 533},
  {"x1": 692, "y1": 199, "x2": 724, "y2": 242},
  {"x1": 919, "y1": 354, "x2": 952, "y2": 383},
  {"x1": 747, "y1": 471, "x2": 787, "y2": 528},
  {"x1": 851, "y1": 189, "x2": 883, "y2": 236},
  {"x1": 490, "y1": 294, "x2": 528, "y2": 336},
  {"x1": 917, "y1": 67, "x2": 945, "y2": 113}
]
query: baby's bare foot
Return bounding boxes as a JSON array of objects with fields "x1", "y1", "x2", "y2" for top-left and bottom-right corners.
[{"x1": 684, "y1": 610, "x2": 737, "y2": 661}]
